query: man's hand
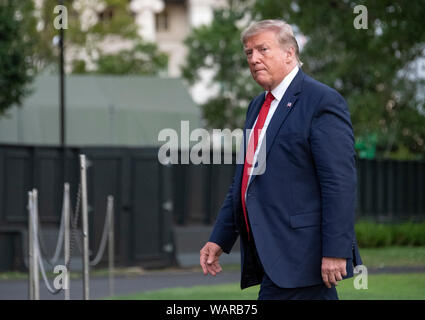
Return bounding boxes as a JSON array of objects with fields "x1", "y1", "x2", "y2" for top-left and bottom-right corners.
[
  {"x1": 200, "y1": 242, "x2": 223, "y2": 276},
  {"x1": 321, "y1": 257, "x2": 347, "y2": 288}
]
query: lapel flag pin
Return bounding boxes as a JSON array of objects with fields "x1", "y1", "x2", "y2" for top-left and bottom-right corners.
[{"x1": 287, "y1": 102, "x2": 292, "y2": 108}]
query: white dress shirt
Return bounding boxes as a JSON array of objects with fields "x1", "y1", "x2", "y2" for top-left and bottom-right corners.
[{"x1": 245, "y1": 65, "x2": 299, "y2": 193}]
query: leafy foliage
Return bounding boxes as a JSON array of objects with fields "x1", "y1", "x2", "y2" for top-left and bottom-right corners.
[
  {"x1": 182, "y1": 1, "x2": 259, "y2": 129},
  {"x1": 253, "y1": 0, "x2": 425, "y2": 158},
  {"x1": 38, "y1": 0, "x2": 167, "y2": 75},
  {"x1": 182, "y1": 0, "x2": 425, "y2": 158},
  {"x1": 73, "y1": 42, "x2": 168, "y2": 75},
  {"x1": 0, "y1": 0, "x2": 37, "y2": 114},
  {"x1": 355, "y1": 221, "x2": 425, "y2": 247}
]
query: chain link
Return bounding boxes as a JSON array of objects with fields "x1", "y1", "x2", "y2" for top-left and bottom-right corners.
[
  {"x1": 89, "y1": 199, "x2": 112, "y2": 266},
  {"x1": 36, "y1": 204, "x2": 65, "y2": 266},
  {"x1": 31, "y1": 197, "x2": 62, "y2": 295},
  {"x1": 31, "y1": 184, "x2": 82, "y2": 296},
  {"x1": 30, "y1": 182, "x2": 112, "y2": 296},
  {"x1": 66, "y1": 183, "x2": 82, "y2": 273}
]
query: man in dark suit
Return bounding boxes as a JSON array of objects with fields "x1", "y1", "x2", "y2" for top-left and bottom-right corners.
[{"x1": 200, "y1": 20, "x2": 362, "y2": 300}]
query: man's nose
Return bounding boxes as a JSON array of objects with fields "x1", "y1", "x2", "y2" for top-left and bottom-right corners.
[{"x1": 249, "y1": 50, "x2": 261, "y2": 65}]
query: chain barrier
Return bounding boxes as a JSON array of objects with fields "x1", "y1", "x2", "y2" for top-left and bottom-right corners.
[
  {"x1": 89, "y1": 200, "x2": 112, "y2": 266},
  {"x1": 27, "y1": 159, "x2": 115, "y2": 298},
  {"x1": 35, "y1": 236, "x2": 63, "y2": 295},
  {"x1": 36, "y1": 200, "x2": 65, "y2": 266},
  {"x1": 66, "y1": 183, "x2": 82, "y2": 273},
  {"x1": 28, "y1": 183, "x2": 82, "y2": 296},
  {"x1": 30, "y1": 194, "x2": 62, "y2": 295},
  {"x1": 31, "y1": 183, "x2": 82, "y2": 265}
]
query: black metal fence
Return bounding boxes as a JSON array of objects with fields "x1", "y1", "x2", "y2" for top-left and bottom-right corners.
[
  {"x1": 0, "y1": 145, "x2": 174, "y2": 271},
  {"x1": 176, "y1": 156, "x2": 425, "y2": 225},
  {"x1": 0, "y1": 144, "x2": 424, "y2": 271}
]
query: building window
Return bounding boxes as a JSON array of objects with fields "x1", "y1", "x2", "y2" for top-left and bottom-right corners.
[{"x1": 156, "y1": 10, "x2": 168, "y2": 31}]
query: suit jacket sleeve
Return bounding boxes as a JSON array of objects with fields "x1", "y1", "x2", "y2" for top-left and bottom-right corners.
[
  {"x1": 208, "y1": 180, "x2": 239, "y2": 254},
  {"x1": 310, "y1": 89, "x2": 357, "y2": 259}
]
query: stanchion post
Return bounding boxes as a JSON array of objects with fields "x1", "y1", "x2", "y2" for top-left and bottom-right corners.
[
  {"x1": 108, "y1": 196, "x2": 114, "y2": 297},
  {"x1": 32, "y1": 189, "x2": 40, "y2": 300},
  {"x1": 80, "y1": 154, "x2": 90, "y2": 300},
  {"x1": 28, "y1": 191, "x2": 34, "y2": 300},
  {"x1": 64, "y1": 183, "x2": 70, "y2": 300}
]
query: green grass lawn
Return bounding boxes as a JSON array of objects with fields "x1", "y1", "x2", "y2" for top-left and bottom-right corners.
[
  {"x1": 359, "y1": 246, "x2": 425, "y2": 268},
  {"x1": 109, "y1": 273, "x2": 425, "y2": 300},
  {"x1": 2, "y1": 246, "x2": 425, "y2": 300},
  {"x1": 1, "y1": 246, "x2": 424, "y2": 281},
  {"x1": 187, "y1": 246, "x2": 425, "y2": 273},
  {"x1": 107, "y1": 246, "x2": 425, "y2": 300}
]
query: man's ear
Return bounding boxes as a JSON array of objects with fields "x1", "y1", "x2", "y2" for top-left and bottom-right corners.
[{"x1": 284, "y1": 46, "x2": 295, "y2": 63}]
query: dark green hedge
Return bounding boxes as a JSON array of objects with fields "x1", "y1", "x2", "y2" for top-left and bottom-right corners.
[{"x1": 355, "y1": 221, "x2": 425, "y2": 247}]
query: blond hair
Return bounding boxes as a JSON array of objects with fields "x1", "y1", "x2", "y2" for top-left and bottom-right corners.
[{"x1": 241, "y1": 19, "x2": 303, "y2": 67}]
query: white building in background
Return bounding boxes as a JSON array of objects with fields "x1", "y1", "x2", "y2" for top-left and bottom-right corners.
[
  {"x1": 129, "y1": 0, "x2": 231, "y2": 150},
  {"x1": 129, "y1": 0, "x2": 226, "y2": 104},
  {"x1": 35, "y1": 0, "x2": 225, "y2": 103},
  {"x1": 130, "y1": 0, "x2": 218, "y2": 78},
  {"x1": 32, "y1": 0, "x2": 235, "y2": 148}
]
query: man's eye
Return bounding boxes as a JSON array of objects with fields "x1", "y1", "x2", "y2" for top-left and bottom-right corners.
[{"x1": 261, "y1": 47, "x2": 268, "y2": 52}]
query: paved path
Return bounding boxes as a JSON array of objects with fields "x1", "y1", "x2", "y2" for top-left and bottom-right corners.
[{"x1": 0, "y1": 268, "x2": 240, "y2": 300}]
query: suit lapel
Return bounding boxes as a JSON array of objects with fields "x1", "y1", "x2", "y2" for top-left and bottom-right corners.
[
  {"x1": 245, "y1": 96, "x2": 265, "y2": 134},
  {"x1": 233, "y1": 69, "x2": 305, "y2": 204},
  {"x1": 248, "y1": 69, "x2": 304, "y2": 186},
  {"x1": 233, "y1": 95, "x2": 266, "y2": 192}
]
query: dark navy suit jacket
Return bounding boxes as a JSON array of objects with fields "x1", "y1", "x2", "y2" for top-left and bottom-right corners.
[{"x1": 209, "y1": 69, "x2": 362, "y2": 289}]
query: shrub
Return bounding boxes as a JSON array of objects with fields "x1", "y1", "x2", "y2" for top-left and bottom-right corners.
[{"x1": 355, "y1": 221, "x2": 425, "y2": 248}]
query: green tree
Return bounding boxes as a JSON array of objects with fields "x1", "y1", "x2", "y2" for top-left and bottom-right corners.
[
  {"x1": 0, "y1": 0, "x2": 38, "y2": 115},
  {"x1": 38, "y1": 0, "x2": 167, "y2": 75},
  {"x1": 183, "y1": 0, "x2": 425, "y2": 158},
  {"x1": 182, "y1": 1, "x2": 257, "y2": 129},
  {"x1": 253, "y1": 0, "x2": 425, "y2": 158},
  {"x1": 73, "y1": 41, "x2": 168, "y2": 75}
]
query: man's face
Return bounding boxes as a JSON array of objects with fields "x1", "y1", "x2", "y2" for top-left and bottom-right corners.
[{"x1": 244, "y1": 31, "x2": 293, "y2": 91}]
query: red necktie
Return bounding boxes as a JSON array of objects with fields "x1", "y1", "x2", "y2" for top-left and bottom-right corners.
[{"x1": 241, "y1": 92, "x2": 274, "y2": 240}]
